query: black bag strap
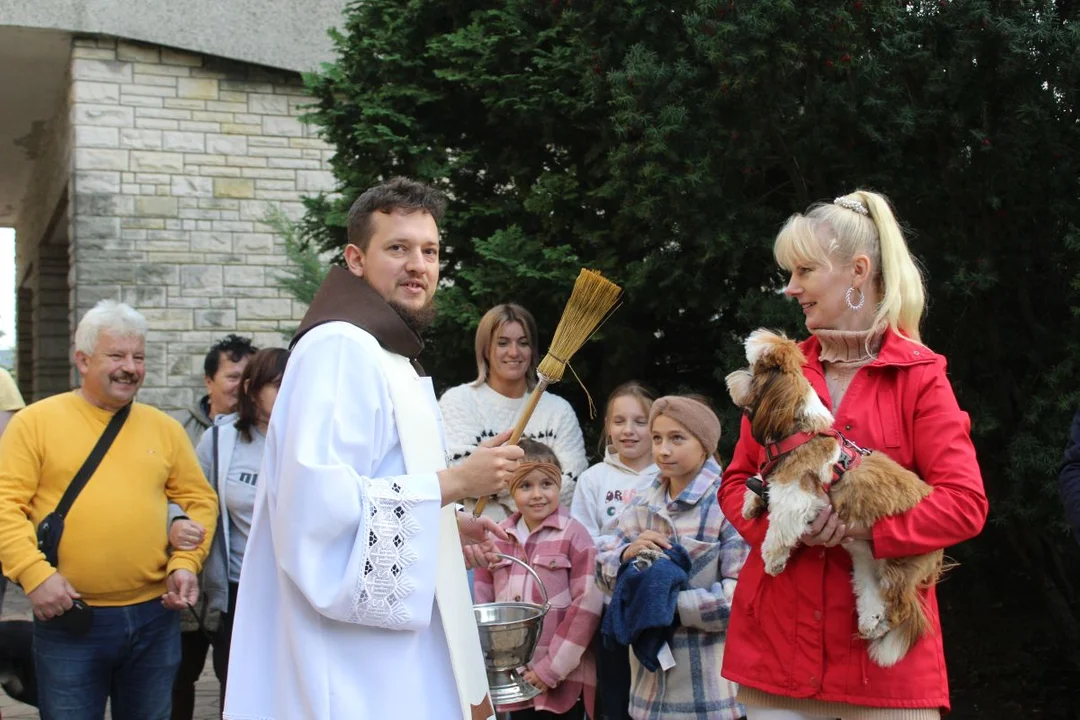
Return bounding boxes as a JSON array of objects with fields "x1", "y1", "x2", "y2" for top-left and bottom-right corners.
[{"x1": 55, "y1": 403, "x2": 132, "y2": 519}]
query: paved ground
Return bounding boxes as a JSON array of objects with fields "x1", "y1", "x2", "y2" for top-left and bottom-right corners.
[{"x1": 0, "y1": 585, "x2": 223, "y2": 719}]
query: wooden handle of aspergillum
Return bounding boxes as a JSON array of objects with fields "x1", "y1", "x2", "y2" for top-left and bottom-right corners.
[{"x1": 472, "y1": 378, "x2": 550, "y2": 517}]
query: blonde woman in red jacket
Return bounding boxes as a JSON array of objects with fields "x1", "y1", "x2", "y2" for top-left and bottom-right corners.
[{"x1": 719, "y1": 190, "x2": 988, "y2": 720}]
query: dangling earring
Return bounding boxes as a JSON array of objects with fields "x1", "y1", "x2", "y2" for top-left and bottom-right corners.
[{"x1": 845, "y1": 286, "x2": 865, "y2": 311}]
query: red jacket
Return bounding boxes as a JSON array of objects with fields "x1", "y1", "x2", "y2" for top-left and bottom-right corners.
[{"x1": 719, "y1": 329, "x2": 988, "y2": 710}]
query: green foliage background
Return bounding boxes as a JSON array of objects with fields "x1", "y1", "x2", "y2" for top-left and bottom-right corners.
[{"x1": 286, "y1": 1, "x2": 1080, "y2": 713}]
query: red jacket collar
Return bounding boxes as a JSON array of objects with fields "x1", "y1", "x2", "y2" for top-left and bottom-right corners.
[{"x1": 800, "y1": 326, "x2": 939, "y2": 370}]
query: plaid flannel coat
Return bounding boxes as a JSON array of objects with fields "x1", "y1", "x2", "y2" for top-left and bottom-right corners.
[
  {"x1": 596, "y1": 459, "x2": 749, "y2": 720},
  {"x1": 474, "y1": 506, "x2": 603, "y2": 716}
]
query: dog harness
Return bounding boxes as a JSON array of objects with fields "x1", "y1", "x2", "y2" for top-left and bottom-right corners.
[{"x1": 749, "y1": 429, "x2": 872, "y2": 503}]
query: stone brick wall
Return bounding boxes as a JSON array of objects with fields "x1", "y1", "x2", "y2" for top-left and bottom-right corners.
[{"x1": 68, "y1": 35, "x2": 336, "y2": 417}]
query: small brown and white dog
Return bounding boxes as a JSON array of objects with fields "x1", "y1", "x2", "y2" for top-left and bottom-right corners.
[{"x1": 725, "y1": 328, "x2": 943, "y2": 667}]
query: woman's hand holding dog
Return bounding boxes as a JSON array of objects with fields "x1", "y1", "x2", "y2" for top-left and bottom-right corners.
[
  {"x1": 621, "y1": 530, "x2": 673, "y2": 562},
  {"x1": 800, "y1": 506, "x2": 846, "y2": 548},
  {"x1": 800, "y1": 506, "x2": 873, "y2": 547}
]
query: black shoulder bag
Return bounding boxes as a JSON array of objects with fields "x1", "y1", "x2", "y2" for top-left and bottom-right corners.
[{"x1": 36, "y1": 404, "x2": 131, "y2": 572}]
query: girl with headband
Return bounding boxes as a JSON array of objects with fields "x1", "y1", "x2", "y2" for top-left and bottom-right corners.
[{"x1": 473, "y1": 438, "x2": 603, "y2": 719}]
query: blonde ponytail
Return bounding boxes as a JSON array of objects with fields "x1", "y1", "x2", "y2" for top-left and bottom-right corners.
[{"x1": 849, "y1": 191, "x2": 925, "y2": 343}]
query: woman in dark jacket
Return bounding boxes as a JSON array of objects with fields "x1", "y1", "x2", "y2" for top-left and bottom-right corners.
[{"x1": 1059, "y1": 410, "x2": 1080, "y2": 545}]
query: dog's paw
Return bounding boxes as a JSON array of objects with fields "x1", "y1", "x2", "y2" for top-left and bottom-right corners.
[
  {"x1": 742, "y1": 488, "x2": 765, "y2": 519},
  {"x1": 745, "y1": 506, "x2": 765, "y2": 520},
  {"x1": 764, "y1": 556, "x2": 788, "y2": 576},
  {"x1": 763, "y1": 549, "x2": 789, "y2": 576},
  {"x1": 858, "y1": 612, "x2": 891, "y2": 641}
]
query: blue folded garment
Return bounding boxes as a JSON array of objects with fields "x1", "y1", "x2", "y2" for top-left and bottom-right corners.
[{"x1": 601, "y1": 544, "x2": 691, "y2": 672}]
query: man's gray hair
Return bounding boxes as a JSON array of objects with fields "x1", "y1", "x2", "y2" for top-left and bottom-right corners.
[{"x1": 74, "y1": 300, "x2": 148, "y2": 355}]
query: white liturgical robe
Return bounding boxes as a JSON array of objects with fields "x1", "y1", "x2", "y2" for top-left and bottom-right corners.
[{"x1": 224, "y1": 322, "x2": 493, "y2": 720}]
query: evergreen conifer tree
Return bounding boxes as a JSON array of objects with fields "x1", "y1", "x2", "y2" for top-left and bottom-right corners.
[{"x1": 293, "y1": 3, "x2": 1080, "y2": 709}]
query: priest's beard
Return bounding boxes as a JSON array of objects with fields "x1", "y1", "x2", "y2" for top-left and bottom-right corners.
[{"x1": 389, "y1": 298, "x2": 437, "y2": 335}]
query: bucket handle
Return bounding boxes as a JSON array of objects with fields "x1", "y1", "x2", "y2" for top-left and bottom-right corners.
[{"x1": 492, "y1": 552, "x2": 549, "y2": 611}]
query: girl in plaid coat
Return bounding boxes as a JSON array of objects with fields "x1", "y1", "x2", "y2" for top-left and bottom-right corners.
[
  {"x1": 596, "y1": 396, "x2": 749, "y2": 720},
  {"x1": 474, "y1": 439, "x2": 604, "y2": 719}
]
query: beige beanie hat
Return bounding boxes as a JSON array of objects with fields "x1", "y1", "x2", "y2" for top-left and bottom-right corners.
[{"x1": 648, "y1": 396, "x2": 721, "y2": 455}]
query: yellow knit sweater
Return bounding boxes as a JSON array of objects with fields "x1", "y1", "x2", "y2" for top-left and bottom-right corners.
[{"x1": 0, "y1": 392, "x2": 218, "y2": 606}]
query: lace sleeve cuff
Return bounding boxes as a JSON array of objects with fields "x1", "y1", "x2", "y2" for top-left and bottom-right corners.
[{"x1": 348, "y1": 477, "x2": 437, "y2": 628}]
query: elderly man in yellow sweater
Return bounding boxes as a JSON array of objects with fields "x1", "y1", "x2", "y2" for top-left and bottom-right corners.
[{"x1": 0, "y1": 300, "x2": 218, "y2": 720}]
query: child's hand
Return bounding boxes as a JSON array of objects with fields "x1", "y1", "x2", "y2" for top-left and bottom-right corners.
[
  {"x1": 462, "y1": 541, "x2": 496, "y2": 570},
  {"x1": 168, "y1": 519, "x2": 206, "y2": 551},
  {"x1": 522, "y1": 669, "x2": 550, "y2": 693},
  {"x1": 621, "y1": 530, "x2": 672, "y2": 562}
]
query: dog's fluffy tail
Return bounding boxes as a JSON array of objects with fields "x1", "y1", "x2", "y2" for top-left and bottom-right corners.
[
  {"x1": 868, "y1": 601, "x2": 928, "y2": 667},
  {"x1": 868, "y1": 552, "x2": 943, "y2": 668}
]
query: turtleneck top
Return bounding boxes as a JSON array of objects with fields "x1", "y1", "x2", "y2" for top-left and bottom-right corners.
[{"x1": 813, "y1": 326, "x2": 885, "y2": 411}]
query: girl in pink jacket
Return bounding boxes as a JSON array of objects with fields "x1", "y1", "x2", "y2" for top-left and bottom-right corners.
[{"x1": 474, "y1": 439, "x2": 604, "y2": 719}]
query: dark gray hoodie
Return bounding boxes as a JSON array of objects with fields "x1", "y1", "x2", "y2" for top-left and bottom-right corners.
[{"x1": 183, "y1": 394, "x2": 212, "y2": 447}]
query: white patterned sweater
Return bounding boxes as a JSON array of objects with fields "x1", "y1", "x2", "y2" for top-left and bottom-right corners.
[{"x1": 438, "y1": 382, "x2": 589, "y2": 521}]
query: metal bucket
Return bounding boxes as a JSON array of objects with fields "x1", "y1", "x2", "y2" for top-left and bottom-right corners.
[{"x1": 473, "y1": 553, "x2": 550, "y2": 706}]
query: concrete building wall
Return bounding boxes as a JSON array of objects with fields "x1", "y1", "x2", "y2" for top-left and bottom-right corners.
[
  {"x1": 67, "y1": 35, "x2": 335, "y2": 416},
  {"x1": 0, "y1": 0, "x2": 346, "y2": 73},
  {"x1": 16, "y1": 56, "x2": 73, "y2": 280},
  {"x1": 14, "y1": 51, "x2": 76, "y2": 402}
]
